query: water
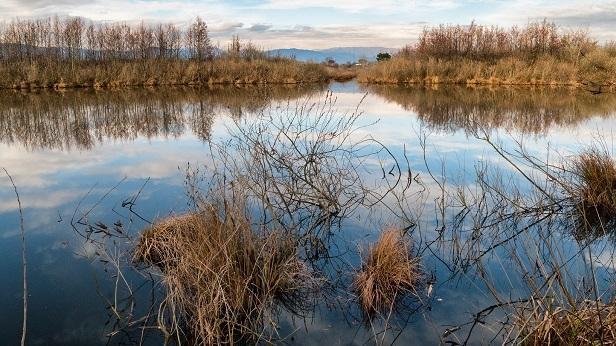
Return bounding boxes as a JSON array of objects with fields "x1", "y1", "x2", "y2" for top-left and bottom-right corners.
[{"x1": 1, "y1": 82, "x2": 615, "y2": 345}]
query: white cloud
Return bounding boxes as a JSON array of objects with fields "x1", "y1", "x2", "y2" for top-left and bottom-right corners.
[{"x1": 0, "y1": 0, "x2": 615, "y2": 48}]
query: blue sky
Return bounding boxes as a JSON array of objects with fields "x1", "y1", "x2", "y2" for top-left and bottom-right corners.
[{"x1": 0, "y1": 0, "x2": 614, "y2": 49}]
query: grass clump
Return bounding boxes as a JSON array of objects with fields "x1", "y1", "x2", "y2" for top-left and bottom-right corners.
[
  {"x1": 353, "y1": 229, "x2": 422, "y2": 317},
  {"x1": 571, "y1": 146, "x2": 616, "y2": 213},
  {"x1": 134, "y1": 204, "x2": 316, "y2": 344},
  {"x1": 568, "y1": 145, "x2": 616, "y2": 234},
  {"x1": 514, "y1": 299, "x2": 616, "y2": 345}
]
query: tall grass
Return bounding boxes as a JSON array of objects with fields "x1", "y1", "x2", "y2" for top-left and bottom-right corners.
[
  {"x1": 568, "y1": 145, "x2": 616, "y2": 236},
  {"x1": 353, "y1": 229, "x2": 422, "y2": 317},
  {"x1": 0, "y1": 57, "x2": 331, "y2": 89},
  {"x1": 359, "y1": 21, "x2": 616, "y2": 89},
  {"x1": 513, "y1": 298, "x2": 616, "y2": 345},
  {"x1": 134, "y1": 203, "x2": 318, "y2": 344}
]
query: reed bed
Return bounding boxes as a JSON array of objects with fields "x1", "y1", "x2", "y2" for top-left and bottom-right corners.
[
  {"x1": 134, "y1": 204, "x2": 317, "y2": 344},
  {"x1": 0, "y1": 57, "x2": 330, "y2": 89},
  {"x1": 353, "y1": 229, "x2": 422, "y2": 317},
  {"x1": 513, "y1": 299, "x2": 616, "y2": 345},
  {"x1": 358, "y1": 21, "x2": 616, "y2": 89}
]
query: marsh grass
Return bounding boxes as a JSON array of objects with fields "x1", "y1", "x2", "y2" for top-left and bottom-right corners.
[
  {"x1": 134, "y1": 203, "x2": 317, "y2": 344},
  {"x1": 514, "y1": 298, "x2": 616, "y2": 345},
  {"x1": 358, "y1": 21, "x2": 616, "y2": 89},
  {"x1": 0, "y1": 58, "x2": 331, "y2": 89},
  {"x1": 568, "y1": 145, "x2": 616, "y2": 235},
  {"x1": 353, "y1": 229, "x2": 422, "y2": 318},
  {"x1": 358, "y1": 55, "x2": 615, "y2": 88}
]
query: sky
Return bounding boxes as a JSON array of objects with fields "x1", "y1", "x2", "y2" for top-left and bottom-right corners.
[{"x1": 0, "y1": 0, "x2": 615, "y2": 49}]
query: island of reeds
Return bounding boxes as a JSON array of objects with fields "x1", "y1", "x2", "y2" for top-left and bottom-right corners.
[
  {"x1": 359, "y1": 20, "x2": 616, "y2": 90},
  {"x1": 0, "y1": 17, "x2": 335, "y2": 89}
]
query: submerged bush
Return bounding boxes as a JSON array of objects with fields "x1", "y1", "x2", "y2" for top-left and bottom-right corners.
[
  {"x1": 134, "y1": 204, "x2": 317, "y2": 344},
  {"x1": 353, "y1": 229, "x2": 422, "y2": 317}
]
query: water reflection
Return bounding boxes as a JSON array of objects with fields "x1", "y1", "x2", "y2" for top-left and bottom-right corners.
[
  {"x1": 1, "y1": 82, "x2": 616, "y2": 345},
  {"x1": 365, "y1": 84, "x2": 616, "y2": 134},
  {"x1": 0, "y1": 85, "x2": 323, "y2": 150}
]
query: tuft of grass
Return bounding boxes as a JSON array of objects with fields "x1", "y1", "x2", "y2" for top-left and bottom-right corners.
[
  {"x1": 514, "y1": 299, "x2": 616, "y2": 345},
  {"x1": 353, "y1": 229, "x2": 422, "y2": 317},
  {"x1": 134, "y1": 203, "x2": 316, "y2": 344},
  {"x1": 569, "y1": 145, "x2": 616, "y2": 233}
]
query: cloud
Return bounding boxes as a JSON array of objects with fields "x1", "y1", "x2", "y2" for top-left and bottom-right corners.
[
  {"x1": 0, "y1": 0, "x2": 615, "y2": 48},
  {"x1": 482, "y1": 0, "x2": 616, "y2": 42},
  {"x1": 256, "y1": 0, "x2": 463, "y2": 13},
  {"x1": 225, "y1": 23, "x2": 426, "y2": 49},
  {"x1": 247, "y1": 23, "x2": 272, "y2": 32}
]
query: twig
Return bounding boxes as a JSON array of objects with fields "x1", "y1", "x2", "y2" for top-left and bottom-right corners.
[{"x1": 4, "y1": 168, "x2": 27, "y2": 346}]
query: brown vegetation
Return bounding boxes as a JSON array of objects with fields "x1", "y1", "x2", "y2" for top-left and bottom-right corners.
[
  {"x1": 134, "y1": 204, "x2": 317, "y2": 344},
  {"x1": 323, "y1": 65, "x2": 359, "y2": 81},
  {"x1": 513, "y1": 299, "x2": 616, "y2": 345},
  {"x1": 568, "y1": 145, "x2": 616, "y2": 234},
  {"x1": 358, "y1": 21, "x2": 616, "y2": 89},
  {"x1": 353, "y1": 229, "x2": 422, "y2": 317},
  {"x1": 0, "y1": 17, "x2": 330, "y2": 88}
]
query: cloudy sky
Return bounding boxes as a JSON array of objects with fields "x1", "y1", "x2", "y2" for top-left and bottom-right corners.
[{"x1": 0, "y1": 0, "x2": 614, "y2": 49}]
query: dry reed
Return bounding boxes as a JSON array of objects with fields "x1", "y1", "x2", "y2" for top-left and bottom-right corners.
[
  {"x1": 568, "y1": 146, "x2": 616, "y2": 234},
  {"x1": 353, "y1": 229, "x2": 422, "y2": 317},
  {"x1": 134, "y1": 203, "x2": 317, "y2": 344},
  {"x1": 514, "y1": 299, "x2": 616, "y2": 345},
  {"x1": 358, "y1": 21, "x2": 616, "y2": 89}
]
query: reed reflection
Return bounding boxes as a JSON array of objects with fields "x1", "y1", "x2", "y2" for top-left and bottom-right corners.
[
  {"x1": 365, "y1": 85, "x2": 616, "y2": 134},
  {"x1": 0, "y1": 85, "x2": 323, "y2": 150}
]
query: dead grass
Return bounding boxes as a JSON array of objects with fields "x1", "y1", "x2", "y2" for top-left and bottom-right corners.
[
  {"x1": 514, "y1": 299, "x2": 616, "y2": 345},
  {"x1": 353, "y1": 229, "x2": 422, "y2": 317},
  {"x1": 0, "y1": 58, "x2": 330, "y2": 89},
  {"x1": 323, "y1": 66, "x2": 358, "y2": 82},
  {"x1": 569, "y1": 146, "x2": 616, "y2": 233},
  {"x1": 134, "y1": 203, "x2": 316, "y2": 344}
]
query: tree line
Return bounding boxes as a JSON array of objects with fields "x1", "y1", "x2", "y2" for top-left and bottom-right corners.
[
  {"x1": 0, "y1": 16, "x2": 219, "y2": 63},
  {"x1": 402, "y1": 20, "x2": 598, "y2": 61}
]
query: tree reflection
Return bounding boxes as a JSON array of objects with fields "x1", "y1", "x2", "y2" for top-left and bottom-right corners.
[
  {"x1": 365, "y1": 85, "x2": 616, "y2": 134},
  {"x1": 0, "y1": 85, "x2": 323, "y2": 150}
]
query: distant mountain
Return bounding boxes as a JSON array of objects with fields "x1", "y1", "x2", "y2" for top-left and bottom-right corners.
[{"x1": 266, "y1": 47, "x2": 398, "y2": 63}]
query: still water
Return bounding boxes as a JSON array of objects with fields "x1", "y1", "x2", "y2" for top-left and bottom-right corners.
[{"x1": 1, "y1": 82, "x2": 615, "y2": 345}]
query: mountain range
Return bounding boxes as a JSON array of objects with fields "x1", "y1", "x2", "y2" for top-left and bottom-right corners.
[{"x1": 266, "y1": 47, "x2": 398, "y2": 63}]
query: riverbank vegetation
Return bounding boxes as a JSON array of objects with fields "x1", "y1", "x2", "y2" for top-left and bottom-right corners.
[
  {"x1": 0, "y1": 17, "x2": 333, "y2": 89},
  {"x1": 512, "y1": 299, "x2": 616, "y2": 345},
  {"x1": 359, "y1": 20, "x2": 616, "y2": 90}
]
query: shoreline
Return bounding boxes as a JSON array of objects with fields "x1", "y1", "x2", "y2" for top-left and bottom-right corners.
[{"x1": 3, "y1": 77, "x2": 613, "y2": 92}]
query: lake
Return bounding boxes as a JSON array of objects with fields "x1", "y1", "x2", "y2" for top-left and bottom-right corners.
[{"x1": 1, "y1": 82, "x2": 615, "y2": 345}]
